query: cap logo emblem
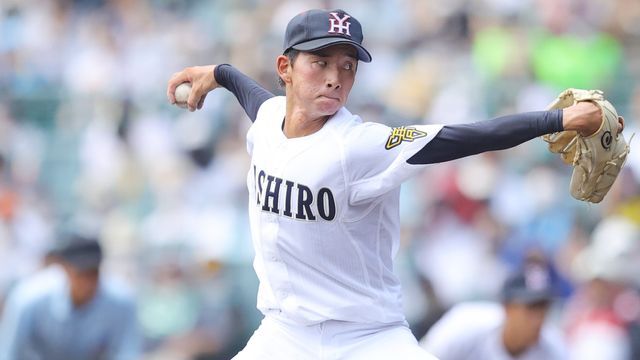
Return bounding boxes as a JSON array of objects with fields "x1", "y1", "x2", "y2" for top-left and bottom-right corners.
[
  {"x1": 524, "y1": 266, "x2": 549, "y2": 291},
  {"x1": 328, "y1": 12, "x2": 351, "y2": 36}
]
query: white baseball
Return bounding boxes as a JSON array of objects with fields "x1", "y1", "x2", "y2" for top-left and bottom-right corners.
[{"x1": 174, "y1": 82, "x2": 192, "y2": 108}]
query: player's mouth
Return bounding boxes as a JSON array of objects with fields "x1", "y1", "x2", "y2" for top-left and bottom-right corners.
[{"x1": 318, "y1": 95, "x2": 341, "y2": 102}]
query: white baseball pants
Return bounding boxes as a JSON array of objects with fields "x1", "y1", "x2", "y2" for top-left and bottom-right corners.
[{"x1": 232, "y1": 316, "x2": 438, "y2": 360}]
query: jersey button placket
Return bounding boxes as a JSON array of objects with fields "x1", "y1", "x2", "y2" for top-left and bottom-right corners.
[
  {"x1": 261, "y1": 208, "x2": 289, "y2": 303},
  {"x1": 263, "y1": 147, "x2": 284, "y2": 265},
  {"x1": 261, "y1": 145, "x2": 295, "y2": 306}
]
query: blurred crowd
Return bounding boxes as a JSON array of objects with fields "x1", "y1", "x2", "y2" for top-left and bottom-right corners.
[{"x1": 0, "y1": 0, "x2": 639, "y2": 359}]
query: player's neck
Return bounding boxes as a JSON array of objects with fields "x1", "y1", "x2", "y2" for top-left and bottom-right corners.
[{"x1": 283, "y1": 103, "x2": 330, "y2": 138}]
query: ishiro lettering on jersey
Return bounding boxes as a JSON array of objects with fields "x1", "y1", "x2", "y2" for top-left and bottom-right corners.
[{"x1": 253, "y1": 165, "x2": 336, "y2": 221}]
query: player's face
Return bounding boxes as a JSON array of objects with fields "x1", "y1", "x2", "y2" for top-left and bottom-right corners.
[
  {"x1": 287, "y1": 44, "x2": 358, "y2": 118},
  {"x1": 505, "y1": 300, "x2": 550, "y2": 347},
  {"x1": 64, "y1": 264, "x2": 100, "y2": 307}
]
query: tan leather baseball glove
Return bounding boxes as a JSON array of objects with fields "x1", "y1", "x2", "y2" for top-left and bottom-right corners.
[{"x1": 543, "y1": 88, "x2": 631, "y2": 203}]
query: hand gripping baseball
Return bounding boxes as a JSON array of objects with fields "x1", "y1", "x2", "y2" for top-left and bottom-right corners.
[
  {"x1": 167, "y1": 65, "x2": 219, "y2": 112},
  {"x1": 543, "y1": 88, "x2": 631, "y2": 203}
]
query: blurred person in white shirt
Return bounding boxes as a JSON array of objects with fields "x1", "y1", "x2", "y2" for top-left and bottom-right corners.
[
  {"x1": 0, "y1": 234, "x2": 141, "y2": 360},
  {"x1": 420, "y1": 263, "x2": 567, "y2": 359},
  {"x1": 564, "y1": 216, "x2": 640, "y2": 360}
]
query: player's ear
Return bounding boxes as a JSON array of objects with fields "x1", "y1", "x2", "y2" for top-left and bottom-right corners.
[{"x1": 276, "y1": 55, "x2": 292, "y2": 84}]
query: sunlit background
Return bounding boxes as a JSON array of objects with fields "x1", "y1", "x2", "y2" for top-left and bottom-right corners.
[{"x1": 1, "y1": 0, "x2": 639, "y2": 359}]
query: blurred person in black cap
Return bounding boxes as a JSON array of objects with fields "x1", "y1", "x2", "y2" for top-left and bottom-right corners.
[
  {"x1": 0, "y1": 234, "x2": 141, "y2": 360},
  {"x1": 419, "y1": 263, "x2": 567, "y2": 359},
  {"x1": 167, "y1": 6, "x2": 605, "y2": 360}
]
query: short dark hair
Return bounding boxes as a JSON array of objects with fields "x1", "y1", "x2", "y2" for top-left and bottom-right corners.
[{"x1": 277, "y1": 49, "x2": 300, "y2": 88}]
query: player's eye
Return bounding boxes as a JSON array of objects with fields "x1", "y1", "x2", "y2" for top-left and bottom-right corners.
[
  {"x1": 343, "y1": 63, "x2": 354, "y2": 71},
  {"x1": 315, "y1": 60, "x2": 327, "y2": 67}
]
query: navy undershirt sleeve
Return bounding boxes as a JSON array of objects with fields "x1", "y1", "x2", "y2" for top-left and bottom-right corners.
[
  {"x1": 407, "y1": 109, "x2": 564, "y2": 164},
  {"x1": 214, "y1": 64, "x2": 275, "y2": 122}
]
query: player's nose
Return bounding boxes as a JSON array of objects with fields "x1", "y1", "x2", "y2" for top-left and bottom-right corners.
[
  {"x1": 325, "y1": 68, "x2": 341, "y2": 90},
  {"x1": 326, "y1": 82, "x2": 341, "y2": 90},
  {"x1": 325, "y1": 76, "x2": 340, "y2": 89}
]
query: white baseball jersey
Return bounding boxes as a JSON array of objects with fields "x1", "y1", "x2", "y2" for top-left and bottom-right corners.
[
  {"x1": 246, "y1": 96, "x2": 443, "y2": 326},
  {"x1": 420, "y1": 302, "x2": 567, "y2": 360}
]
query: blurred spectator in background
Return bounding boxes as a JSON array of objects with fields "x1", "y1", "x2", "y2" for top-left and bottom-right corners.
[
  {"x1": 0, "y1": 234, "x2": 140, "y2": 360},
  {"x1": 563, "y1": 216, "x2": 640, "y2": 360},
  {"x1": 419, "y1": 262, "x2": 567, "y2": 359}
]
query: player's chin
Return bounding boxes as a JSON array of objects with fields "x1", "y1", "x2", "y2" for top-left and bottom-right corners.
[{"x1": 316, "y1": 97, "x2": 343, "y2": 115}]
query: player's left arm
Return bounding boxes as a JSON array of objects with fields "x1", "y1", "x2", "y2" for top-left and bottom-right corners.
[
  {"x1": 408, "y1": 110, "x2": 562, "y2": 164},
  {"x1": 408, "y1": 102, "x2": 609, "y2": 164}
]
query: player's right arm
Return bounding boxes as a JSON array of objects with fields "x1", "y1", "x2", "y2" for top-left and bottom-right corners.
[{"x1": 167, "y1": 64, "x2": 274, "y2": 121}]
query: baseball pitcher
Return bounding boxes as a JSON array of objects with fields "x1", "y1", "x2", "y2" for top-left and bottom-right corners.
[{"x1": 167, "y1": 8, "x2": 624, "y2": 360}]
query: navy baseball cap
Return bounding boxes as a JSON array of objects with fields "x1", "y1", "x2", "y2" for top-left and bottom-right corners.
[
  {"x1": 57, "y1": 235, "x2": 103, "y2": 271},
  {"x1": 283, "y1": 9, "x2": 372, "y2": 63},
  {"x1": 501, "y1": 265, "x2": 554, "y2": 304}
]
